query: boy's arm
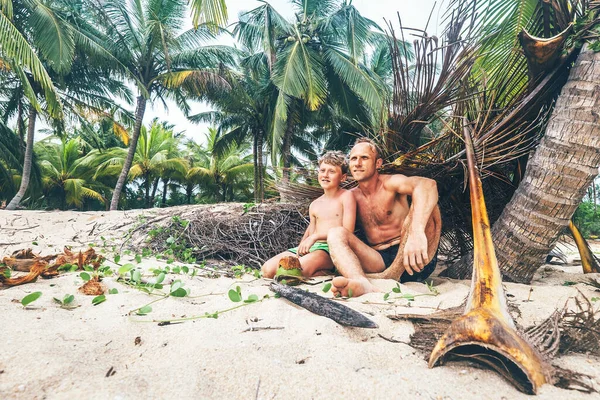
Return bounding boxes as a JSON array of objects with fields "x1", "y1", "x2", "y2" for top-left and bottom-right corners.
[{"x1": 297, "y1": 205, "x2": 317, "y2": 256}]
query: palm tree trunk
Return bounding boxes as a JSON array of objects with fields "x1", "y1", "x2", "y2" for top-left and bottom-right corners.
[
  {"x1": 447, "y1": 44, "x2": 600, "y2": 283},
  {"x1": 6, "y1": 107, "x2": 37, "y2": 210},
  {"x1": 253, "y1": 134, "x2": 259, "y2": 203},
  {"x1": 145, "y1": 175, "x2": 151, "y2": 208},
  {"x1": 281, "y1": 113, "x2": 294, "y2": 183},
  {"x1": 110, "y1": 95, "x2": 147, "y2": 211},
  {"x1": 161, "y1": 178, "x2": 169, "y2": 206},
  {"x1": 186, "y1": 184, "x2": 193, "y2": 204},
  {"x1": 17, "y1": 99, "x2": 24, "y2": 140},
  {"x1": 150, "y1": 177, "x2": 159, "y2": 205},
  {"x1": 257, "y1": 133, "x2": 264, "y2": 202}
]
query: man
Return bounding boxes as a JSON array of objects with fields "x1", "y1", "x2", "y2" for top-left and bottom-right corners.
[{"x1": 327, "y1": 138, "x2": 441, "y2": 297}]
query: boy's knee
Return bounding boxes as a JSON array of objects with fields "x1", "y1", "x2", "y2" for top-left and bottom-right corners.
[{"x1": 261, "y1": 262, "x2": 276, "y2": 279}]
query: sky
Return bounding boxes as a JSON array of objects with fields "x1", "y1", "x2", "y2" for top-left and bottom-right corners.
[{"x1": 146, "y1": 0, "x2": 446, "y2": 143}]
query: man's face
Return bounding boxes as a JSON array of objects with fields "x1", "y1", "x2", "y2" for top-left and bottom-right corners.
[
  {"x1": 349, "y1": 143, "x2": 381, "y2": 182},
  {"x1": 318, "y1": 162, "x2": 345, "y2": 189}
]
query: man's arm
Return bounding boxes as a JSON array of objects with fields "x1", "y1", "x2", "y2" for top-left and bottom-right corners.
[
  {"x1": 387, "y1": 175, "x2": 438, "y2": 275},
  {"x1": 341, "y1": 190, "x2": 356, "y2": 233}
]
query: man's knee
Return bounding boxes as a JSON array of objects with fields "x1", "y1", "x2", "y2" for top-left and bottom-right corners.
[{"x1": 327, "y1": 226, "x2": 350, "y2": 245}]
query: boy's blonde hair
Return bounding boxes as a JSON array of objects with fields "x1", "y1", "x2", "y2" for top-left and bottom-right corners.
[{"x1": 318, "y1": 150, "x2": 348, "y2": 174}]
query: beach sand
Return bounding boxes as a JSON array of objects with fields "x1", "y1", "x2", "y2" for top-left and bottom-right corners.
[{"x1": 1, "y1": 207, "x2": 599, "y2": 399}]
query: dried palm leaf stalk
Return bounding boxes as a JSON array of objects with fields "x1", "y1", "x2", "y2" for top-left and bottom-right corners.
[
  {"x1": 428, "y1": 128, "x2": 551, "y2": 394},
  {"x1": 568, "y1": 221, "x2": 600, "y2": 273}
]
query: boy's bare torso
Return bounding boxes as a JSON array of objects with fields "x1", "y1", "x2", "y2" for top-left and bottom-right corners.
[
  {"x1": 310, "y1": 191, "x2": 348, "y2": 240},
  {"x1": 351, "y1": 175, "x2": 409, "y2": 249}
]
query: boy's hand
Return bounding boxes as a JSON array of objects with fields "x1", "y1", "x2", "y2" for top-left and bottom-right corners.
[{"x1": 298, "y1": 235, "x2": 317, "y2": 256}]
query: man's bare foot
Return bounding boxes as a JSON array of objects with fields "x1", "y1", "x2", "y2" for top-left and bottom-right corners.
[{"x1": 331, "y1": 276, "x2": 380, "y2": 297}]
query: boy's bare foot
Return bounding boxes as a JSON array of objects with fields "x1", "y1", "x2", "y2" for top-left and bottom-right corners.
[{"x1": 331, "y1": 276, "x2": 380, "y2": 297}]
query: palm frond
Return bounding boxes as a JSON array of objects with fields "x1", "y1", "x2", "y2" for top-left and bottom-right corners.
[
  {"x1": 190, "y1": 0, "x2": 228, "y2": 30},
  {"x1": 0, "y1": 12, "x2": 62, "y2": 117}
]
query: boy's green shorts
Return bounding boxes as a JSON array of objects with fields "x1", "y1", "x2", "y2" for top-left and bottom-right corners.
[{"x1": 288, "y1": 241, "x2": 330, "y2": 254}]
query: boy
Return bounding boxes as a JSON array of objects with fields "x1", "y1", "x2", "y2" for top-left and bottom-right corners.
[{"x1": 261, "y1": 151, "x2": 356, "y2": 278}]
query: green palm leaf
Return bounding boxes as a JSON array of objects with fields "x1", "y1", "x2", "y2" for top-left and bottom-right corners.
[
  {"x1": 324, "y1": 48, "x2": 385, "y2": 115},
  {"x1": 272, "y1": 39, "x2": 328, "y2": 110},
  {"x1": 29, "y1": 0, "x2": 75, "y2": 74},
  {"x1": 189, "y1": 0, "x2": 228, "y2": 30},
  {"x1": 0, "y1": 11, "x2": 62, "y2": 117}
]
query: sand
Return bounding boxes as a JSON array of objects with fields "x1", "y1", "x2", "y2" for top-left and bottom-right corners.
[{"x1": 1, "y1": 207, "x2": 599, "y2": 400}]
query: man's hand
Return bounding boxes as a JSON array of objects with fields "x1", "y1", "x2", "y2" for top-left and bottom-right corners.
[
  {"x1": 297, "y1": 235, "x2": 317, "y2": 256},
  {"x1": 403, "y1": 231, "x2": 429, "y2": 275}
]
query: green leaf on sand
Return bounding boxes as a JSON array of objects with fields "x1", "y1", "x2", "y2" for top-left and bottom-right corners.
[
  {"x1": 322, "y1": 282, "x2": 332, "y2": 293},
  {"x1": 92, "y1": 295, "x2": 106, "y2": 305},
  {"x1": 137, "y1": 305, "x2": 152, "y2": 315},
  {"x1": 118, "y1": 264, "x2": 134, "y2": 275},
  {"x1": 228, "y1": 289, "x2": 242, "y2": 302},
  {"x1": 22, "y1": 292, "x2": 42, "y2": 307}
]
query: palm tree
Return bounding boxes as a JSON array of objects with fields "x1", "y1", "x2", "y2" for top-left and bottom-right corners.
[
  {"x1": 439, "y1": 0, "x2": 600, "y2": 282},
  {"x1": 192, "y1": 128, "x2": 254, "y2": 203},
  {"x1": 95, "y1": 121, "x2": 186, "y2": 208},
  {"x1": 2, "y1": 0, "x2": 133, "y2": 210},
  {"x1": 35, "y1": 137, "x2": 107, "y2": 210},
  {"x1": 233, "y1": 0, "x2": 390, "y2": 180},
  {"x1": 88, "y1": 0, "x2": 234, "y2": 210}
]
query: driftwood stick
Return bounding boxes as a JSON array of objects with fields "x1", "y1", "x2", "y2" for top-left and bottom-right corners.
[{"x1": 270, "y1": 282, "x2": 378, "y2": 328}]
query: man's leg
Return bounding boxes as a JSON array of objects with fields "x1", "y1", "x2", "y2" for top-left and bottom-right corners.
[
  {"x1": 327, "y1": 227, "x2": 385, "y2": 297},
  {"x1": 298, "y1": 251, "x2": 334, "y2": 277}
]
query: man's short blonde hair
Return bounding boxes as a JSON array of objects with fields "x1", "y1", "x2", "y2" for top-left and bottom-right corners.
[
  {"x1": 353, "y1": 137, "x2": 382, "y2": 159},
  {"x1": 318, "y1": 150, "x2": 348, "y2": 174}
]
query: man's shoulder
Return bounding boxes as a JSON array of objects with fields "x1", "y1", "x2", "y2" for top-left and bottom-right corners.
[{"x1": 380, "y1": 173, "x2": 411, "y2": 189}]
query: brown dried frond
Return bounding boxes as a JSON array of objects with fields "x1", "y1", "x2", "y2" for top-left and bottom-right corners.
[
  {"x1": 388, "y1": 305, "x2": 464, "y2": 355},
  {"x1": 79, "y1": 277, "x2": 106, "y2": 296},
  {"x1": 525, "y1": 308, "x2": 563, "y2": 358},
  {"x1": 0, "y1": 261, "x2": 48, "y2": 287},
  {"x1": 560, "y1": 292, "x2": 600, "y2": 356},
  {"x1": 54, "y1": 247, "x2": 104, "y2": 269}
]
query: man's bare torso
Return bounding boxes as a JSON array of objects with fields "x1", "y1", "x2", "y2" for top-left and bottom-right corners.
[
  {"x1": 351, "y1": 175, "x2": 409, "y2": 249},
  {"x1": 311, "y1": 192, "x2": 346, "y2": 238}
]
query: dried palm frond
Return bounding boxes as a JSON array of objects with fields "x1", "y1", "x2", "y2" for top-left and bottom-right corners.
[
  {"x1": 79, "y1": 276, "x2": 106, "y2": 296},
  {"x1": 0, "y1": 247, "x2": 104, "y2": 288},
  {"x1": 560, "y1": 292, "x2": 600, "y2": 356}
]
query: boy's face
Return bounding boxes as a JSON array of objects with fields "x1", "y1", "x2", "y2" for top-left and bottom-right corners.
[{"x1": 318, "y1": 162, "x2": 346, "y2": 189}]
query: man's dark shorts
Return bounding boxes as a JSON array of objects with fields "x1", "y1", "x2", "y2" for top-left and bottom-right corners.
[{"x1": 376, "y1": 244, "x2": 438, "y2": 283}]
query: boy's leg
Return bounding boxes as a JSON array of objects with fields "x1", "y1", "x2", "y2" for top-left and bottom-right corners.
[
  {"x1": 298, "y1": 250, "x2": 335, "y2": 277},
  {"x1": 261, "y1": 251, "x2": 296, "y2": 279}
]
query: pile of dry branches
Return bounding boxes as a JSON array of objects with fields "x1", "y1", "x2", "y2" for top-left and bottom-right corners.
[{"x1": 142, "y1": 203, "x2": 308, "y2": 268}]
